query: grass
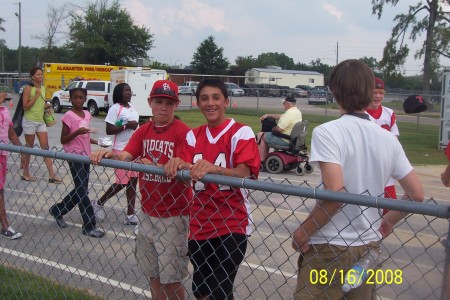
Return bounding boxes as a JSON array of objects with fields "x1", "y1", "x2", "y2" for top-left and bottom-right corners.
[
  {"x1": 174, "y1": 108, "x2": 448, "y2": 166},
  {"x1": 0, "y1": 264, "x2": 100, "y2": 299}
]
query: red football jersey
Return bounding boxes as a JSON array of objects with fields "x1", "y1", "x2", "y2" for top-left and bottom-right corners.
[
  {"x1": 446, "y1": 141, "x2": 450, "y2": 161},
  {"x1": 182, "y1": 118, "x2": 260, "y2": 240},
  {"x1": 124, "y1": 119, "x2": 192, "y2": 217}
]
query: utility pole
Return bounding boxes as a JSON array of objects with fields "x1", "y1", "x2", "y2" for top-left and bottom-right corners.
[
  {"x1": 15, "y1": 2, "x2": 21, "y2": 76},
  {"x1": 336, "y1": 41, "x2": 339, "y2": 65}
]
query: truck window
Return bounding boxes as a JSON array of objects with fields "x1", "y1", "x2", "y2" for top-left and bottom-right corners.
[{"x1": 85, "y1": 82, "x2": 105, "y2": 91}]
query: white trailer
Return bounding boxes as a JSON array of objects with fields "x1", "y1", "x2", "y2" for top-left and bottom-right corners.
[{"x1": 109, "y1": 68, "x2": 167, "y2": 118}]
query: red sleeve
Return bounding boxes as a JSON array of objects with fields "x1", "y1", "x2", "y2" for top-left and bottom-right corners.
[
  {"x1": 390, "y1": 112, "x2": 396, "y2": 130},
  {"x1": 174, "y1": 123, "x2": 190, "y2": 161},
  {"x1": 234, "y1": 136, "x2": 261, "y2": 179}
]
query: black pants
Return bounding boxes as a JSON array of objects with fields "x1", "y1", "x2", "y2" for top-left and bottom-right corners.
[
  {"x1": 50, "y1": 162, "x2": 96, "y2": 232},
  {"x1": 188, "y1": 233, "x2": 247, "y2": 300}
]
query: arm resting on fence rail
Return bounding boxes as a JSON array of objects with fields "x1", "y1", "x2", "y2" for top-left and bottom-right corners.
[
  {"x1": 292, "y1": 162, "x2": 344, "y2": 253},
  {"x1": 380, "y1": 171, "x2": 425, "y2": 238}
]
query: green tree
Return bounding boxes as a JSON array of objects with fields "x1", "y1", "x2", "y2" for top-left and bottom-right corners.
[
  {"x1": 229, "y1": 55, "x2": 256, "y2": 75},
  {"x1": 255, "y1": 52, "x2": 296, "y2": 69},
  {"x1": 191, "y1": 36, "x2": 229, "y2": 75},
  {"x1": 67, "y1": 0, "x2": 154, "y2": 65},
  {"x1": 372, "y1": 0, "x2": 450, "y2": 97}
]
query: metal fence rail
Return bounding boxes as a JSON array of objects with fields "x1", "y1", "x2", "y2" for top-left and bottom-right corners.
[{"x1": 0, "y1": 144, "x2": 449, "y2": 300}]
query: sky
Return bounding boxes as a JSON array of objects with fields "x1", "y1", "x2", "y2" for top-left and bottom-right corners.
[{"x1": 1, "y1": 0, "x2": 449, "y2": 76}]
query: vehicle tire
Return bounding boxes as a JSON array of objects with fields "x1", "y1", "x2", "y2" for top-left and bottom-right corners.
[
  {"x1": 305, "y1": 163, "x2": 314, "y2": 173},
  {"x1": 88, "y1": 100, "x2": 99, "y2": 116},
  {"x1": 265, "y1": 156, "x2": 284, "y2": 174},
  {"x1": 191, "y1": 89, "x2": 196, "y2": 96},
  {"x1": 296, "y1": 165, "x2": 305, "y2": 176},
  {"x1": 52, "y1": 98, "x2": 62, "y2": 113}
]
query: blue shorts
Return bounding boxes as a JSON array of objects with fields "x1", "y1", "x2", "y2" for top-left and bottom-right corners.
[{"x1": 265, "y1": 132, "x2": 289, "y2": 147}]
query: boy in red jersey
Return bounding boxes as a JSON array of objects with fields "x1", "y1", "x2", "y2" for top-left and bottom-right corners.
[
  {"x1": 165, "y1": 79, "x2": 260, "y2": 300},
  {"x1": 91, "y1": 80, "x2": 191, "y2": 300},
  {"x1": 366, "y1": 77, "x2": 399, "y2": 213}
]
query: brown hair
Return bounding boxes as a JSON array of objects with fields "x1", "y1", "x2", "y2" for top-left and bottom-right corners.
[
  {"x1": 29, "y1": 66, "x2": 43, "y2": 77},
  {"x1": 329, "y1": 59, "x2": 374, "y2": 113}
]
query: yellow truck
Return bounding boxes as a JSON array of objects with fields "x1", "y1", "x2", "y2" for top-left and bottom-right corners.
[{"x1": 42, "y1": 62, "x2": 123, "y2": 100}]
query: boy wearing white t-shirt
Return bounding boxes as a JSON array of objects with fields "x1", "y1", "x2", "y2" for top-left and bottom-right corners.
[{"x1": 292, "y1": 60, "x2": 424, "y2": 300}]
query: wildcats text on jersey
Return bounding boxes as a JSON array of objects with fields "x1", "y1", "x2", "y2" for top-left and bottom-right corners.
[{"x1": 143, "y1": 139, "x2": 174, "y2": 162}]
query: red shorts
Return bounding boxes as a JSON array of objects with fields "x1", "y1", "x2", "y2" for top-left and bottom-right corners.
[
  {"x1": 383, "y1": 185, "x2": 397, "y2": 215},
  {"x1": 112, "y1": 149, "x2": 138, "y2": 184}
]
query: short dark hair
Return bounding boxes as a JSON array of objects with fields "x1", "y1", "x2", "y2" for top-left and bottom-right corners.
[
  {"x1": 29, "y1": 66, "x2": 43, "y2": 77},
  {"x1": 69, "y1": 87, "x2": 87, "y2": 98},
  {"x1": 196, "y1": 79, "x2": 228, "y2": 100},
  {"x1": 329, "y1": 59, "x2": 374, "y2": 113},
  {"x1": 113, "y1": 83, "x2": 130, "y2": 104}
]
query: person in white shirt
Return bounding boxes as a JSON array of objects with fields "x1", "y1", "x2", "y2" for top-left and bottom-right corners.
[
  {"x1": 91, "y1": 83, "x2": 140, "y2": 225},
  {"x1": 292, "y1": 59, "x2": 424, "y2": 300}
]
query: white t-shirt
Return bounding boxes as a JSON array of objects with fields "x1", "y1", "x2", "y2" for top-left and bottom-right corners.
[
  {"x1": 105, "y1": 103, "x2": 139, "y2": 151},
  {"x1": 309, "y1": 114, "x2": 413, "y2": 246}
]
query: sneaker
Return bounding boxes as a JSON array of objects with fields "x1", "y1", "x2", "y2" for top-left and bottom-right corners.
[
  {"x1": 82, "y1": 228, "x2": 105, "y2": 238},
  {"x1": 124, "y1": 214, "x2": 139, "y2": 225},
  {"x1": 1, "y1": 227, "x2": 22, "y2": 240},
  {"x1": 92, "y1": 201, "x2": 105, "y2": 221},
  {"x1": 49, "y1": 208, "x2": 67, "y2": 228}
]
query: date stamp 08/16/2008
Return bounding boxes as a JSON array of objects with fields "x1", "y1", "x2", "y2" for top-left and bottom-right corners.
[{"x1": 309, "y1": 269, "x2": 403, "y2": 286}]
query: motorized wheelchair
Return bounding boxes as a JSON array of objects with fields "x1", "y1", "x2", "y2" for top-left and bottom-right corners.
[{"x1": 260, "y1": 120, "x2": 314, "y2": 175}]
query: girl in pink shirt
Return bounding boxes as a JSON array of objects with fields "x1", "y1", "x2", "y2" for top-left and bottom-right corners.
[
  {"x1": 0, "y1": 91, "x2": 23, "y2": 239},
  {"x1": 49, "y1": 88, "x2": 105, "y2": 238}
]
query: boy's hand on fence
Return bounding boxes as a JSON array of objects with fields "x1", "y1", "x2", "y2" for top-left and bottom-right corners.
[
  {"x1": 189, "y1": 159, "x2": 216, "y2": 181},
  {"x1": 90, "y1": 150, "x2": 112, "y2": 164},
  {"x1": 164, "y1": 158, "x2": 190, "y2": 178}
]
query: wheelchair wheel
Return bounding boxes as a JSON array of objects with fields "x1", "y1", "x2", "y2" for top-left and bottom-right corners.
[
  {"x1": 295, "y1": 165, "x2": 305, "y2": 176},
  {"x1": 305, "y1": 163, "x2": 314, "y2": 173},
  {"x1": 265, "y1": 156, "x2": 284, "y2": 174},
  {"x1": 259, "y1": 162, "x2": 266, "y2": 172}
]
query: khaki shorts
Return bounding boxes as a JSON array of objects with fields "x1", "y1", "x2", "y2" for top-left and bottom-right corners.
[
  {"x1": 294, "y1": 242, "x2": 379, "y2": 300},
  {"x1": 22, "y1": 117, "x2": 47, "y2": 135},
  {"x1": 135, "y1": 214, "x2": 189, "y2": 284}
]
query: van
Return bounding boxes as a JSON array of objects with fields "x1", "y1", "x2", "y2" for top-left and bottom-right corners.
[
  {"x1": 51, "y1": 80, "x2": 110, "y2": 116},
  {"x1": 178, "y1": 81, "x2": 199, "y2": 95},
  {"x1": 109, "y1": 69, "x2": 167, "y2": 118}
]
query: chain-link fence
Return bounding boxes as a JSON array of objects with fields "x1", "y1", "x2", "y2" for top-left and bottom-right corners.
[{"x1": 0, "y1": 144, "x2": 449, "y2": 300}]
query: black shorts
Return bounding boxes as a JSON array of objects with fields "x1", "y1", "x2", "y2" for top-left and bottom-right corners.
[{"x1": 188, "y1": 233, "x2": 248, "y2": 300}]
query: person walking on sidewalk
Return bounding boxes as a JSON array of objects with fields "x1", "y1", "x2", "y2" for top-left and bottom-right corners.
[
  {"x1": 49, "y1": 88, "x2": 105, "y2": 238},
  {"x1": 91, "y1": 83, "x2": 139, "y2": 225},
  {"x1": 0, "y1": 90, "x2": 22, "y2": 239}
]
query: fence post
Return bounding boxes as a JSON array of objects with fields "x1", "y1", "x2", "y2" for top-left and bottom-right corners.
[{"x1": 441, "y1": 221, "x2": 450, "y2": 300}]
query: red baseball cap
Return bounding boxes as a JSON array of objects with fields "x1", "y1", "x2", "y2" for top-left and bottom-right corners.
[
  {"x1": 374, "y1": 77, "x2": 384, "y2": 90},
  {"x1": 150, "y1": 80, "x2": 179, "y2": 102}
]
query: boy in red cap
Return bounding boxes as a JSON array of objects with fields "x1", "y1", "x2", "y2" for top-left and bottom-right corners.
[
  {"x1": 91, "y1": 80, "x2": 192, "y2": 299},
  {"x1": 366, "y1": 77, "x2": 399, "y2": 213}
]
